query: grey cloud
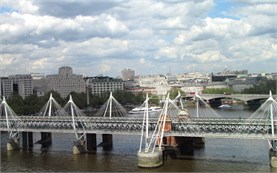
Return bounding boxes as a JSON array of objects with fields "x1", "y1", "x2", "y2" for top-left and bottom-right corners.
[
  {"x1": 0, "y1": 13, "x2": 129, "y2": 46},
  {"x1": 33, "y1": 0, "x2": 124, "y2": 18}
]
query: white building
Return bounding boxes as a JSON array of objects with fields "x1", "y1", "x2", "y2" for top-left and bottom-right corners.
[
  {"x1": 121, "y1": 69, "x2": 135, "y2": 81},
  {"x1": 0, "y1": 74, "x2": 33, "y2": 99},
  {"x1": 46, "y1": 66, "x2": 85, "y2": 98},
  {"x1": 137, "y1": 75, "x2": 170, "y2": 97},
  {"x1": 85, "y1": 76, "x2": 124, "y2": 95}
]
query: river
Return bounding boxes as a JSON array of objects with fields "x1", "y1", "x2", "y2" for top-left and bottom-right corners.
[{"x1": 1, "y1": 106, "x2": 276, "y2": 172}]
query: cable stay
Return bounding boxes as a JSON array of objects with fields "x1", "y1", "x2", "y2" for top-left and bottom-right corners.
[
  {"x1": 38, "y1": 93, "x2": 67, "y2": 117},
  {"x1": 139, "y1": 93, "x2": 150, "y2": 152},
  {"x1": 0, "y1": 97, "x2": 20, "y2": 140},
  {"x1": 174, "y1": 91, "x2": 184, "y2": 109},
  {"x1": 234, "y1": 91, "x2": 277, "y2": 140},
  {"x1": 63, "y1": 95, "x2": 87, "y2": 141},
  {"x1": 191, "y1": 92, "x2": 222, "y2": 119},
  {"x1": 95, "y1": 92, "x2": 128, "y2": 118}
]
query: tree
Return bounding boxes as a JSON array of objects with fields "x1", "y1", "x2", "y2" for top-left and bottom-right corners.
[
  {"x1": 202, "y1": 88, "x2": 235, "y2": 94},
  {"x1": 7, "y1": 92, "x2": 24, "y2": 115},
  {"x1": 167, "y1": 87, "x2": 186, "y2": 99},
  {"x1": 135, "y1": 92, "x2": 146, "y2": 104},
  {"x1": 44, "y1": 90, "x2": 65, "y2": 106},
  {"x1": 241, "y1": 79, "x2": 276, "y2": 94},
  {"x1": 23, "y1": 94, "x2": 42, "y2": 115},
  {"x1": 65, "y1": 92, "x2": 87, "y2": 109},
  {"x1": 149, "y1": 94, "x2": 160, "y2": 105}
]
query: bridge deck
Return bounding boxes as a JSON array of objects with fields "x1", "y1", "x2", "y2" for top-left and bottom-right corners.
[{"x1": 1, "y1": 116, "x2": 276, "y2": 140}]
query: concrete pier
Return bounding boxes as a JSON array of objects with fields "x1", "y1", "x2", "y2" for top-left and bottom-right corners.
[
  {"x1": 193, "y1": 137, "x2": 205, "y2": 147},
  {"x1": 175, "y1": 137, "x2": 194, "y2": 155},
  {"x1": 73, "y1": 140, "x2": 86, "y2": 154},
  {"x1": 86, "y1": 133, "x2": 97, "y2": 152},
  {"x1": 40, "y1": 132, "x2": 52, "y2": 146},
  {"x1": 102, "y1": 134, "x2": 113, "y2": 151},
  {"x1": 137, "y1": 149, "x2": 163, "y2": 168},
  {"x1": 35, "y1": 132, "x2": 52, "y2": 150},
  {"x1": 7, "y1": 138, "x2": 20, "y2": 151},
  {"x1": 269, "y1": 140, "x2": 277, "y2": 168},
  {"x1": 22, "y1": 132, "x2": 33, "y2": 149}
]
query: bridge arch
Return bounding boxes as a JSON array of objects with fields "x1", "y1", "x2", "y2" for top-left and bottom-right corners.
[{"x1": 184, "y1": 94, "x2": 274, "y2": 109}]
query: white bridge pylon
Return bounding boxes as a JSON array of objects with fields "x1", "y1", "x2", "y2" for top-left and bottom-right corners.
[
  {"x1": 38, "y1": 93, "x2": 67, "y2": 117},
  {"x1": 139, "y1": 94, "x2": 181, "y2": 153},
  {"x1": 193, "y1": 92, "x2": 222, "y2": 118},
  {"x1": 63, "y1": 95, "x2": 87, "y2": 141},
  {"x1": 0, "y1": 97, "x2": 20, "y2": 139},
  {"x1": 235, "y1": 91, "x2": 277, "y2": 140},
  {"x1": 95, "y1": 92, "x2": 128, "y2": 118},
  {"x1": 39, "y1": 93, "x2": 86, "y2": 141}
]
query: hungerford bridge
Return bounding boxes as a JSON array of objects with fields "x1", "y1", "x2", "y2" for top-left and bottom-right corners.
[{"x1": 0, "y1": 92, "x2": 277, "y2": 168}]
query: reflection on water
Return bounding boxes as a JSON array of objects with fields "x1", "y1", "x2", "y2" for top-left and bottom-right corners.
[{"x1": 1, "y1": 108, "x2": 276, "y2": 172}]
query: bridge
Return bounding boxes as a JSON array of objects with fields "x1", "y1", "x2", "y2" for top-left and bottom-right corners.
[
  {"x1": 0, "y1": 92, "x2": 277, "y2": 168},
  {"x1": 184, "y1": 93, "x2": 277, "y2": 109},
  {"x1": 185, "y1": 93, "x2": 277, "y2": 102}
]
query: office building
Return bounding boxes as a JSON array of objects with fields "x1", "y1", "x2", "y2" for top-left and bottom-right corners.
[
  {"x1": 46, "y1": 66, "x2": 85, "y2": 98},
  {"x1": 85, "y1": 76, "x2": 124, "y2": 95}
]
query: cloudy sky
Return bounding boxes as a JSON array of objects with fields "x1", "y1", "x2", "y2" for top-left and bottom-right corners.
[{"x1": 0, "y1": 0, "x2": 276, "y2": 77}]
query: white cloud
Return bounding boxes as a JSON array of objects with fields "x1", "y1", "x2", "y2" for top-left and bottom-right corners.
[
  {"x1": 0, "y1": 12, "x2": 129, "y2": 44},
  {"x1": 0, "y1": 0, "x2": 276, "y2": 76},
  {"x1": 194, "y1": 51, "x2": 227, "y2": 63},
  {"x1": 99, "y1": 63, "x2": 111, "y2": 73},
  {"x1": 139, "y1": 58, "x2": 145, "y2": 64},
  {"x1": 1, "y1": 0, "x2": 39, "y2": 14}
]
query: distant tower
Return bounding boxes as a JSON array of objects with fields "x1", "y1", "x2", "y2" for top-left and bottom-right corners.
[
  {"x1": 59, "y1": 66, "x2": 73, "y2": 76},
  {"x1": 121, "y1": 69, "x2": 135, "y2": 81}
]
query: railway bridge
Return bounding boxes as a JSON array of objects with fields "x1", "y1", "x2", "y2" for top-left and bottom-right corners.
[{"x1": 0, "y1": 92, "x2": 276, "y2": 168}]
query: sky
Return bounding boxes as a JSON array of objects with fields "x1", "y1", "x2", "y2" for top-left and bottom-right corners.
[{"x1": 0, "y1": 0, "x2": 276, "y2": 77}]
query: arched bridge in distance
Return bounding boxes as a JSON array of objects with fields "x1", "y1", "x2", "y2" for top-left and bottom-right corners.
[{"x1": 184, "y1": 93, "x2": 277, "y2": 109}]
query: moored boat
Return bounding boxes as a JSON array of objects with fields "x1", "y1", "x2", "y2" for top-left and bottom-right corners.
[
  {"x1": 129, "y1": 106, "x2": 162, "y2": 114},
  {"x1": 218, "y1": 104, "x2": 232, "y2": 109}
]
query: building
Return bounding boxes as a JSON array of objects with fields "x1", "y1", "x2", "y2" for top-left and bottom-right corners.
[
  {"x1": 137, "y1": 75, "x2": 170, "y2": 97},
  {"x1": 0, "y1": 74, "x2": 33, "y2": 99},
  {"x1": 85, "y1": 76, "x2": 124, "y2": 95},
  {"x1": 211, "y1": 74, "x2": 237, "y2": 82},
  {"x1": 31, "y1": 73, "x2": 47, "y2": 97},
  {"x1": 46, "y1": 66, "x2": 85, "y2": 98},
  {"x1": 121, "y1": 69, "x2": 135, "y2": 81}
]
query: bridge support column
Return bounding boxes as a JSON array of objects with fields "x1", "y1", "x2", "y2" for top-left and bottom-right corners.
[
  {"x1": 73, "y1": 140, "x2": 86, "y2": 155},
  {"x1": 7, "y1": 137, "x2": 20, "y2": 151},
  {"x1": 269, "y1": 140, "x2": 277, "y2": 168},
  {"x1": 86, "y1": 133, "x2": 97, "y2": 152},
  {"x1": 102, "y1": 134, "x2": 113, "y2": 151},
  {"x1": 39, "y1": 132, "x2": 52, "y2": 148},
  {"x1": 137, "y1": 148, "x2": 163, "y2": 168},
  {"x1": 174, "y1": 137, "x2": 195, "y2": 156},
  {"x1": 193, "y1": 137, "x2": 205, "y2": 147},
  {"x1": 22, "y1": 132, "x2": 33, "y2": 150}
]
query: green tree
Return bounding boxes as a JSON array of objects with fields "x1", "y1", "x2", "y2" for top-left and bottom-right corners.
[
  {"x1": 7, "y1": 92, "x2": 24, "y2": 115},
  {"x1": 241, "y1": 79, "x2": 276, "y2": 94},
  {"x1": 44, "y1": 90, "x2": 65, "y2": 106},
  {"x1": 202, "y1": 88, "x2": 235, "y2": 94},
  {"x1": 167, "y1": 87, "x2": 186, "y2": 99},
  {"x1": 135, "y1": 92, "x2": 146, "y2": 104},
  {"x1": 149, "y1": 94, "x2": 160, "y2": 105},
  {"x1": 23, "y1": 94, "x2": 42, "y2": 115},
  {"x1": 65, "y1": 92, "x2": 87, "y2": 109}
]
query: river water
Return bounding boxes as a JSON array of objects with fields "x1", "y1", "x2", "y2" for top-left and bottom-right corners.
[{"x1": 1, "y1": 106, "x2": 276, "y2": 172}]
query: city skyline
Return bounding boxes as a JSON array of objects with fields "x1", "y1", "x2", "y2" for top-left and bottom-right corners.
[{"x1": 1, "y1": 0, "x2": 276, "y2": 77}]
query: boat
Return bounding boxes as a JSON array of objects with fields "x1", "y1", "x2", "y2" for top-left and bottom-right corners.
[
  {"x1": 128, "y1": 106, "x2": 162, "y2": 114},
  {"x1": 218, "y1": 104, "x2": 232, "y2": 109}
]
